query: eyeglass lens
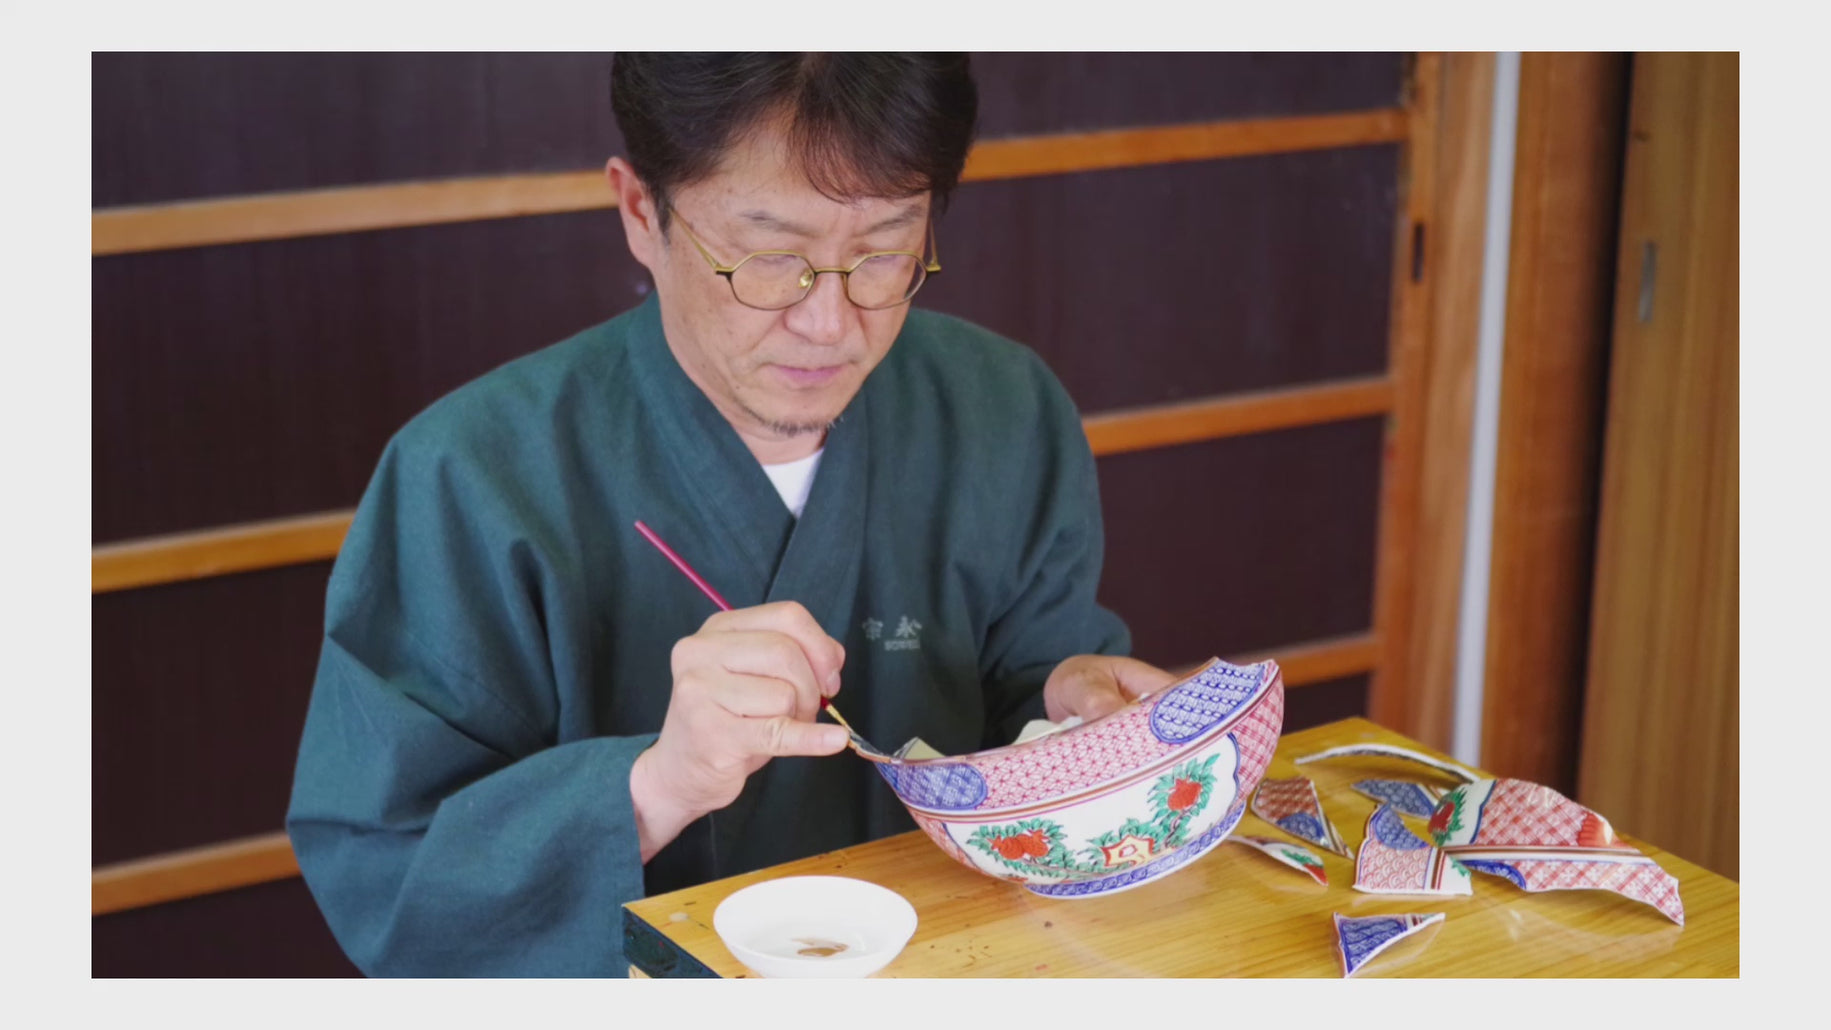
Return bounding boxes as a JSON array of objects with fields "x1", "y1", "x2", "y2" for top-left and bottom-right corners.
[{"x1": 729, "y1": 253, "x2": 927, "y2": 311}]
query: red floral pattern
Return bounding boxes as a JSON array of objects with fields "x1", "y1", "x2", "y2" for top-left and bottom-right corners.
[
  {"x1": 1167, "y1": 778, "x2": 1202, "y2": 812},
  {"x1": 991, "y1": 828, "x2": 1050, "y2": 861}
]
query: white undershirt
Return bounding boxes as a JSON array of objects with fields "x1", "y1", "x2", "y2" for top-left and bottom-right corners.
[{"x1": 761, "y1": 447, "x2": 825, "y2": 518}]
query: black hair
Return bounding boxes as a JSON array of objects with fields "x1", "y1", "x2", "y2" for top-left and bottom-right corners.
[{"x1": 610, "y1": 53, "x2": 978, "y2": 231}]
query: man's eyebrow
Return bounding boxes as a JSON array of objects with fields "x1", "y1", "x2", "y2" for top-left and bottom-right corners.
[
  {"x1": 735, "y1": 203, "x2": 927, "y2": 239},
  {"x1": 860, "y1": 205, "x2": 927, "y2": 235},
  {"x1": 736, "y1": 210, "x2": 818, "y2": 237}
]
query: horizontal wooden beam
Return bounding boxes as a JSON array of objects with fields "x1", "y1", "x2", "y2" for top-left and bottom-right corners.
[
  {"x1": 92, "y1": 170, "x2": 610, "y2": 258},
  {"x1": 92, "y1": 109, "x2": 1406, "y2": 256},
  {"x1": 1233, "y1": 631, "x2": 1380, "y2": 687},
  {"x1": 962, "y1": 109, "x2": 1407, "y2": 183},
  {"x1": 90, "y1": 630, "x2": 1374, "y2": 915},
  {"x1": 92, "y1": 831, "x2": 299, "y2": 917},
  {"x1": 92, "y1": 510, "x2": 353, "y2": 594},
  {"x1": 1082, "y1": 376, "x2": 1392, "y2": 457},
  {"x1": 92, "y1": 377, "x2": 1393, "y2": 594}
]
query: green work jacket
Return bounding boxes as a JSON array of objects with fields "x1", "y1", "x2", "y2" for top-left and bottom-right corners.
[{"x1": 286, "y1": 294, "x2": 1129, "y2": 975}]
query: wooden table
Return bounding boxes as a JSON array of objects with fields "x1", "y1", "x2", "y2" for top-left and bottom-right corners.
[{"x1": 622, "y1": 718, "x2": 1738, "y2": 977}]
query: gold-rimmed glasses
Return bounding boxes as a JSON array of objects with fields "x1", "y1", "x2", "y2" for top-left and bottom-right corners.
[{"x1": 668, "y1": 206, "x2": 941, "y2": 311}]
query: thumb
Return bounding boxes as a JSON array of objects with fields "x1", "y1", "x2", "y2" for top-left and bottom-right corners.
[
  {"x1": 756, "y1": 715, "x2": 850, "y2": 757},
  {"x1": 1109, "y1": 656, "x2": 1180, "y2": 700}
]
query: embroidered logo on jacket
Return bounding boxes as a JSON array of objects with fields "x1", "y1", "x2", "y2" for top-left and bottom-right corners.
[{"x1": 863, "y1": 616, "x2": 923, "y2": 651}]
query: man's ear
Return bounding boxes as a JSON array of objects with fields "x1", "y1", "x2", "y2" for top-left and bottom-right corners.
[{"x1": 606, "y1": 157, "x2": 662, "y2": 272}]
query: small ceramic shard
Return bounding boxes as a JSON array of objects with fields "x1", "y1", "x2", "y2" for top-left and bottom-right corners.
[
  {"x1": 1223, "y1": 834, "x2": 1329, "y2": 887},
  {"x1": 1332, "y1": 912, "x2": 1446, "y2": 977},
  {"x1": 1294, "y1": 743, "x2": 1480, "y2": 783},
  {"x1": 895, "y1": 737, "x2": 947, "y2": 761},
  {"x1": 1012, "y1": 715, "x2": 1083, "y2": 745},
  {"x1": 893, "y1": 716, "x2": 1084, "y2": 761},
  {"x1": 1251, "y1": 776, "x2": 1350, "y2": 856},
  {"x1": 1350, "y1": 778, "x2": 1447, "y2": 818},
  {"x1": 1353, "y1": 805, "x2": 1472, "y2": 896},
  {"x1": 1429, "y1": 778, "x2": 1685, "y2": 925}
]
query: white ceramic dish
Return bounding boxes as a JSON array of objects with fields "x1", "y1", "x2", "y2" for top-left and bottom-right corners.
[{"x1": 712, "y1": 876, "x2": 918, "y2": 978}]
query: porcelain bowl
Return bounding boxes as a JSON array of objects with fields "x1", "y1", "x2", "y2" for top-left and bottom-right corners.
[
  {"x1": 713, "y1": 875, "x2": 918, "y2": 978},
  {"x1": 870, "y1": 657, "x2": 1285, "y2": 899}
]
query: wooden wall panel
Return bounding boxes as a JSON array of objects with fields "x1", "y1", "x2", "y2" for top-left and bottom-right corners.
[
  {"x1": 1283, "y1": 674, "x2": 1371, "y2": 733},
  {"x1": 924, "y1": 146, "x2": 1397, "y2": 413},
  {"x1": 92, "y1": 209, "x2": 644, "y2": 544},
  {"x1": 93, "y1": 562, "x2": 332, "y2": 864},
  {"x1": 972, "y1": 53, "x2": 1403, "y2": 137},
  {"x1": 92, "y1": 53, "x2": 620, "y2": 206},
  {"x1": 1478, "y1": 53, "x2": 1630, "y2": 794},
  {"x1": 1367, "y1": 53, "x2": 1507, "y2": 751},
  {"x1": 93, "y1": 53, "x2": 1403, "y2": 209},
  {"x1": 1096, "y1": 419, "x2": 1383, "y2": 670},
  {"x1": 92, "y1": 878, "x2": 360, "y2": 977},
  {"x1": 1577, "y1": 52, "x2": 1738, "y2": 879},
  {"x1": 95, "y1": 150, "x2": 1396, "y2": 545}
]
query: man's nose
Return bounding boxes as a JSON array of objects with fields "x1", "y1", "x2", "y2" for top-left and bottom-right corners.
[{"x1": 782, "y1": 269, "x2": 853, "y2": 345}]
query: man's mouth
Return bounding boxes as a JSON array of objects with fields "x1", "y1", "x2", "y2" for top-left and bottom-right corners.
[{"x1": 769, "y1": 364, "x2": 846, "y2": 387}]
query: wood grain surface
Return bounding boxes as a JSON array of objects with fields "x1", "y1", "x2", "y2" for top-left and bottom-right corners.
[
  {"x1": 624, "y1": 717, "x2": 1737, "y2": 977},
  {"x1": 1478, "y1": 53, "x2": 1629, "y2": 793},
  {"x1": 1081, "y1": 376, "x2": 1390, "y2": 458},
  {"x1": 92, "y1": 510, "x2": 352, "y2": 594},
  {"x1": 1379, "y1": 52, "x2": 1494, "y2": 752},
  {"x1": 93, "y1": 832, "x2": 298, "y2": 916},
  {"x1": 1577, "y1": 52, "x2": 1739, "y2": 879}
]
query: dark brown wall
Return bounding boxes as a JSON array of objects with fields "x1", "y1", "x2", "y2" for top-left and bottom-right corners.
[{"x1": 92, "y1": 52, "x2": 1405, "y2": 976}]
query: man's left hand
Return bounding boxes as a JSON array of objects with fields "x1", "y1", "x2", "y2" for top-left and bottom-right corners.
[{"x1": 1042, "y1": 654, "x2": 1180, "y2": 723}]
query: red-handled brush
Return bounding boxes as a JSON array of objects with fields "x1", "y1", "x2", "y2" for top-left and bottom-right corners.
[{"x1": 633, "y1": 520, "x2": 885, "y2": 758}]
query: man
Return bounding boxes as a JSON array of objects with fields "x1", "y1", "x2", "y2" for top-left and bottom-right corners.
[{"x1": 287, "y1": 53, "x2": 1176, "y2": 977}]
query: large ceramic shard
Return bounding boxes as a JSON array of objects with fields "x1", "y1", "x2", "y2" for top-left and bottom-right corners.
[
  {"x1": 1353, "y1": 804, "x2": 1472, "y2": 896},
  {"x1": 1294, "y1": 742, "x2": 1479, "y2": 783},
  {"x1": 1350, "y1": 778, "x2": 1447, "y2": 817},
  {"x1": 1251, "y1": 775, "x2": 1349, "y2": 856},
  {"x1": 1428, "y1": 778, "x2": 1685, "y2": 925}
]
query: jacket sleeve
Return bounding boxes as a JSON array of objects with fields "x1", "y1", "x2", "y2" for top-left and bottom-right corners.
[
  {"x1": 974, "y1": 362, "x2": 1132, "y2": 748},
  {"x1": 285, "y1": 430, "x2": 650, "y2": 977}
]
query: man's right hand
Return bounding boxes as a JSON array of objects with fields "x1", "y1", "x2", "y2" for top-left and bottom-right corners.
[{"x1": 629, "y1": 600, "x2": 850, "y2": 862}]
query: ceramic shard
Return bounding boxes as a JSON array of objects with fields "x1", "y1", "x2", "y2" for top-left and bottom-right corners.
[
  {"x1": 1251, "y1": 775, "x2": 1349, "y2": 856},
  {"x1": 1353, "y1": 804, "x2": 1472, "y2": 896},
  {"x1": 1223, "y1": 834, "x2": 1329, "y2": 887},
  {"x1": 1294, "y1": 742, "x2": 1479, "y2": 783},
  {"x1": 1350, "y1": 778, "x2": 1447, "y2": 818},
  {"x1": 1428, "y1": 778, "x2": 1685, "y2": 925},
  {"x1": 1332, "y1": 912, "x2": 1446, "y2": 977}
]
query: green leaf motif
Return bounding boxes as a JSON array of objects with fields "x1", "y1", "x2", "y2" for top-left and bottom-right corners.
[
  {"x1": 1281, "y1": 848, "x2": 1323, "y2": 869},
  {"x1": 966, "y1": 818, "x2": 1089, "y2": 877}
]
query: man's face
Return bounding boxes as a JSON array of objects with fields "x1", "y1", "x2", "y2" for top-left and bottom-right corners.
[{"x1": 615, "y1": 123, "x2": 932, "y2": 462}]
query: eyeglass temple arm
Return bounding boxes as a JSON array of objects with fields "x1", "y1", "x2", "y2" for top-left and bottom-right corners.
[{"x1": 670, "y1": 207, "x2": 741, "y2": 274}]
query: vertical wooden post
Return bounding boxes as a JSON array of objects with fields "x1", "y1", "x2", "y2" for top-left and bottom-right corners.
[
  {"x1": 1369, "y1": 53, "x2": 1495, "y2": 750},
  {"x1": 1479, "y1": 52, "x2": 1630, "y2": 793},
  {"x1": 1577, "y1": 52, "x2": 1739, "y2": 878}
]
